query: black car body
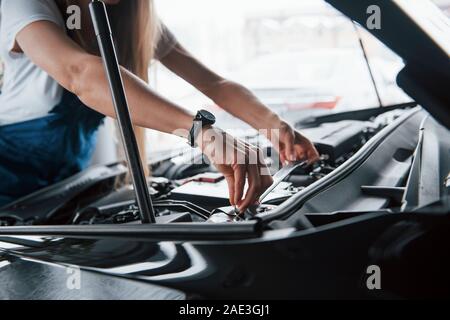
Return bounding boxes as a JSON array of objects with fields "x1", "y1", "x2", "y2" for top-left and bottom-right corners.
[{"x1": 0, "y1": 0, "x2": 449, "y2": 299}]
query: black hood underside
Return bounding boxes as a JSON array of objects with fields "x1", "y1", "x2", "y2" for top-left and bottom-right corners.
[{"x1": 325, "y1": 0, "x2": 450, "y2": 128}]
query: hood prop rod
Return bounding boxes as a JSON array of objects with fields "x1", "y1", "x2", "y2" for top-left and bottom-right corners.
[
  {"x1": 351, "y1": 20, "x2": 384, "y2": 108},
  {"x1": 89, "y1": 0, "x2": 156, "y2": 224}
]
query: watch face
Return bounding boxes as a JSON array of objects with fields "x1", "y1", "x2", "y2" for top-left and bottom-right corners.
[{"x1": 199, "y1": 110, "x2": 216, "y2": 123}]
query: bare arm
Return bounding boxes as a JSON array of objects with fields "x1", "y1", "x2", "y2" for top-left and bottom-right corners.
[
  {"x1": 160, "y1": 43, "x2": 320, "y2": 164},
  {"x1": 160, "y1": 44, "x2": 282, "y2": 132},
  {"x1": 14, "y1": 21, "x2": 272, "y2": 211},
  {"x1": 16, "y1": 21, "x2": 194, "y2": 136}
]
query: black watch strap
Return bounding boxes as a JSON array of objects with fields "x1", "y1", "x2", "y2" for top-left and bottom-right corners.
[{"x1": 188, "y1": 110, "x2": 216, "y2": 147}]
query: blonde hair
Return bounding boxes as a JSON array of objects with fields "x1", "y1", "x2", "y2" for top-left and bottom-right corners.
[{"x1": 56, "y1": 0, "x2": 160, "y2": 176}]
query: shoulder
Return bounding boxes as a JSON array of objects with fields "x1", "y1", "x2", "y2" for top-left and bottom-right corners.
[
  {"x1": 0, "y1": 0, "x2": 65, "y2": 54},
  {"x1": 155, "y1": 22, "x2": 178, "y2": 60}
]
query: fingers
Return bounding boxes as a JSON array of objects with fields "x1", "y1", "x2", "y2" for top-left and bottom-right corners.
[
  {"x1": 279, "y1": 151, "x2": 287, "y2": 167},
  {"x1": 284, "y1": 134, "x2": 296, "y2": 162},
  {"x1": 238, "y1": 146, "x2": 274, "y2": 212},
  {"x1": 238, "y1": 163, "x2": 261, "y2": 212},
  {"x1": 301, "y1": 141, "x2": 320, "y2": 165},
  {"x1": 307, "y1": 148, "x2": 321, "y2": 165},
  {"x1": 291, "y1": 133, "x2": 320, "y2": 165},
  {"x1": 224, "y1": 174, "x2": 236, "y2": 207},
  {"x1": 233, "y1": 164, "x2": 246, "y2": 206},
  {"x1": 200, "y1": 129, "x2": 273, "y2": 212},
  {"x1": 294, "y1": 144, "x2": 306, "y2": 162}
]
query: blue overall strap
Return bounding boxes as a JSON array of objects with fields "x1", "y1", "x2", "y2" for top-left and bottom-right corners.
[{"x1": 0, "y1": 90, "x2": 105, "y2": 207}]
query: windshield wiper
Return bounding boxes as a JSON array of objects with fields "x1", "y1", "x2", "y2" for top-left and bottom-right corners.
[{"x1": 89, "y1": 0, "x2": 156, "y2": 224}]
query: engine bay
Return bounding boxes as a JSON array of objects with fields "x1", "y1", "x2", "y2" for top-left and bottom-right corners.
[{"x1": 0, "y1": 107, "x2": 419, "y2": 228}]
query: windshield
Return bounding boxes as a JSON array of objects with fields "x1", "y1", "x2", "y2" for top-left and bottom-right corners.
[{"x1": 147, "y1": 0, "x2": 449, "y2": 152}]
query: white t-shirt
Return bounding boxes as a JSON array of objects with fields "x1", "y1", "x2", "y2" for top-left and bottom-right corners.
[
  {"x1": 0, "y1": 0, "x2": 65, "y2": 126},
  {"x1": 0, "y1": 0, "x2": 177, "y2": 126}
]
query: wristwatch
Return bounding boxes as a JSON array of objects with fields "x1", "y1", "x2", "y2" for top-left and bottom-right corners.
[{"x1": 188, "y1": 109, "x2": 216, "y2": 147}]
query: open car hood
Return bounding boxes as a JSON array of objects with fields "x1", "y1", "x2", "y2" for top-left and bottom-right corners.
[{"x1": 325, "y1": 0, "x2": 450, "y2": 128}]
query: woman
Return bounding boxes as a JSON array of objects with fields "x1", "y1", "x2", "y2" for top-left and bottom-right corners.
[{"x1": 0, "y1": 0, "x2": 319, "y2": 212}]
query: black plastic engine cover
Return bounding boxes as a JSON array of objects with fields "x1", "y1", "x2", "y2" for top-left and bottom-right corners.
[{"x1": 301, "y1": 120, "x2": 368, "y2": 165}]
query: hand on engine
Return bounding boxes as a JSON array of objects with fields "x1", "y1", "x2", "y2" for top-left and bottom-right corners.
[
  {"x1": 272, "y1": 121, "x2": 320, "y2": 166},
  {"x1": 198, "y1": 126, "x2": 273, "y2": 213}
]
